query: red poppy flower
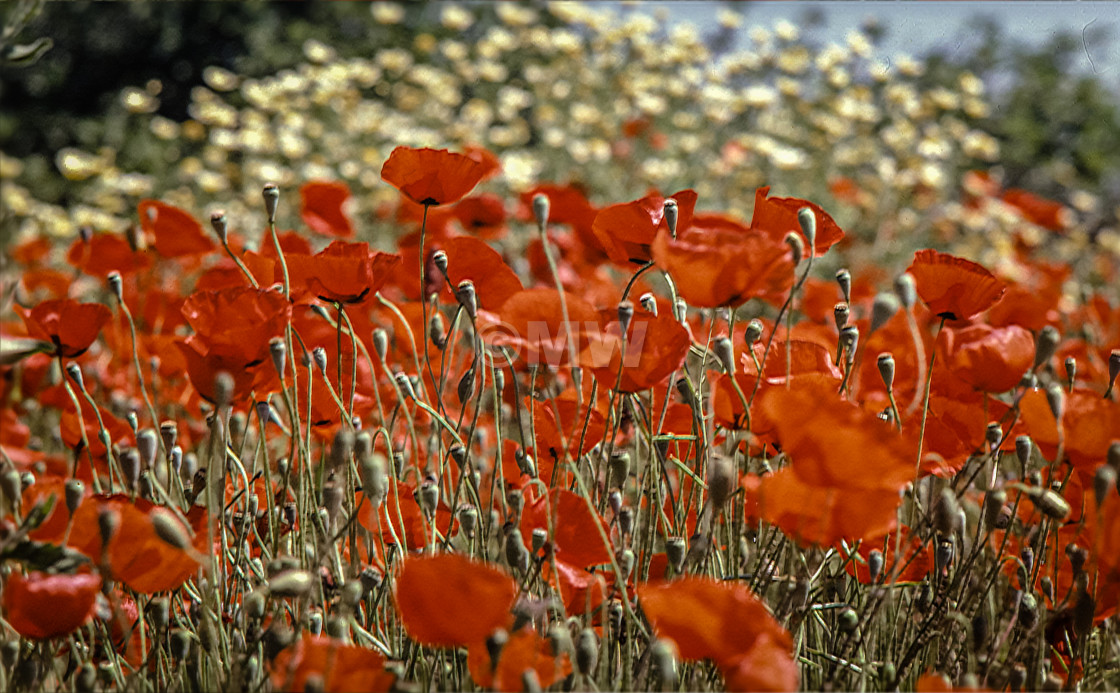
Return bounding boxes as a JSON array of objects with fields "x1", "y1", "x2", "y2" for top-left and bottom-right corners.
[
  {"x1": 288, "y1": 241, "x2": 401, "y2": 304},
  {"x1": 651, "y1": 213, "x2": 794, "y2": 308},
  {"x1": 1020, "y1": 387, "x2": 1120, "y2": 472},
  {"x1": 3, "y1": 571, "x2": 101, "y2": 640},
  {"x1": 844, "y1": 528, "x2": 932, "y2": 584},
  {"x1": 11, "y1": 236, "x2": 52, "y2": 266},
  {"x1": 466, "y1": 626, "x2": 571, "y2": 691},
  {"x1": 582, "y1": 302, "x2": 690, "y2": 393},
  {"x1": 1001, "y1": 188, "x2": 1070, "y2": 232},
  {"x1": 907, "y1": 250, "x2": 1006, "y2": 321},
  {"x1": 20, "y1": 298, "x2": 112, "y2": 358},
  {"x1": 137, "y1": 199, "x2": 215, "y2": 257},
  {"x1": 440, "y1": 236, "x2": 523, "y2": 311},
  {"x1": 357, "y1": 480, "x2": 455, "y2": 556},
  {"x1": 638, "y1": 578, "x2": 798, "y2": 692},
  {"x1": 531, "y1": 393, "x2": 605, "y2": 473},
  {"x1": 521, "y1": 488, "x2": 613, "y2": 570},
  {"x1": 271, "y1": 636, "x2": 396, "y2": 693},
  {"x1": 940, "y1": 324, "x2": 1035, "y2": 392},
  {"x1": 453, "y1": 193, "x2": 508, "y2": 238},
  {"x1": 300, "y1": 180, "x2": 354, "y2": 238},
  {"x1": 381, "y1": 146, "x2": 493, "y2": 206},
  {"x1": 751, "y1": 186, "x2": 845, "y2": 255},
  {"x1": 483, "y1": 288, "x2": 598, "y2": 369},
  {"x1": 180, "y1": 286, "x2": 291, "y2": 357},
  {"x1": 395, "y1": 553, "x2": 516, "y2": 648},
  {"x1": 591, "y1": 189, "x2": 697, "y2": 265}
]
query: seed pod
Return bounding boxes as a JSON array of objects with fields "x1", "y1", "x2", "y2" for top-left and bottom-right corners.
[
  {"x1": 269, "y1": 570, "x2": 315, "y2": 599},
  {"x1": 1045, "y1": 383, "x2": 1064, "y2": 422},
  {"x1": 505, "y1": 528, "x2": 530, "y2": 575},
  {"x1": 662, "y1": 198, "x2": 679, "y2": 238},
  {"x1": 617, "y1": 300, "x2": 635, "y2": 337},
  {"x1": 894, "y1": 273, "x2": 917, "y2": 309},
  {"x1": 1015, "y1": 436, "x2": 1032, "y2": 472},
  {"x1": 666, "y1": 536, "x2": 687, "y2": 571},
  {"x1": 432, "y1": 249, "x2": 449, "y2": 277},
  {"x1": 533, "y1": 193, "x2": 550, "y2": 229},
  {"x1": 245, "y1": 590, "x2": 267, "y2": 620},
  {"x1": 1109, "y1": 441, "x2": 1120, "y2": 471},
  {"x1": 1065, "y1": 543, "x2": 1087, "y2": 575},
  {"x1": 983, "y1": 489, "x2": 1007, "y2": 527},
  {"x1": 66, "y1": 362, "x2": 84, "y2": 389},
  {"x1": 839, "y1": 325, "x2": 859, "y2": 358},
  {"x1": 531, "y1": 527, "x2": 548, "y2": 554},
  {"x1": 372, "y1": 328, "x2": 389, "y2": 362},
  {"x1": 1018, "y1": 592, "x2": 1038, "y2": 629},
  {"x1": 152, "y1": 508, "x2": 192, "y2": 551},
  {"x1": 877, "y1": 353, "x2": 896, "y2": 390},
  {"x1": 784, "y1": 232, "x2": 804, "y2": 266},
  {"x1": 713, "y1": 336, "x2": 735, "y2": 374},
  {"x1": 507, "y1": 488, "x2": 524, "y2": 517},
  {"x1": 868, "y1": 549, "x2": 884, "y2": 584},
  {"x1": 985, "y1": 421, "x2": 1003, "y2": 450},
  {"x1": 608, "y1": 451, "x2": 630, "y2": 489},
  {"x1": 608, "y1": 490, "x2": 622, "y2": 517},
  {"x1": 744, "y1": 319, "x2": 764, "y2": 347},
  {"x1": 308, "y1": 612, "x2": 323, "y2": 636},
  {"x1": 459, "y1": 506, "x2": 478, "y2": 538},
  {"x1": 209, "y1": 210, "x2": 228, "y2": 243},
  {"x1": 869, "y1": 292, "x2": 900, "y2": 335},
  {"x1": 457, "y1": 280, "x2": 477, "y2": 319},
  {"x1": 639, "y1": 292, "x2": 657, "y2": 315},
  {"x1": 836, "y1": 269, "x2": 852, "y2": 303},
  {"x1": 64, "y1": 479, "x2": 84, "y2": 515},
  {"x1": 98, "y1": 506, "x2": 119, "y2": 546},
  {"x1": 170, "y1": 629, "x2": 193, "y2": 662},
  {"x1": 429, "y1": 311, "x2": 447, "y2": 350},
  {"x1": 797, "y1": 207, "x2": 817, "y2": 250},
  {"x1": 262, "y1": 183, "x2": 280, "y2": 224},
  {"x1": 76, "y1": 662, "x2": 97, "y2": 693},
  {"x1": 837, "y1": 606, "x2": 859, "y2": 633},
  {"x1": 1029, "y1": 488, "x2": 1070, "y2": 521},
  {"x1": 707, "y1": 456, "x2": 735, "y2": 509},
  {"x1": 159, "y1": 420, "x2": 178, "y2": 452},
  {"x1": 1033, "y1": 325, "x2": 1060, "y2": 370},
  {"x1": 575, "y1": 628, "x2": 599, "y2": 676},
  {"x1": 619, "y1": 507, "x2": 633, "y2": 536},
  {"x1": 935, "y1": 537, "x2": 954, "y2": 574},
  {"x1": 651, "y1": 639, "x2": 678, "y2": 690},
  {"x1": 148, "y1": 596, "x2": 170, "y2": 630},
  {"x1": 1063, "y1": 356, "x2": 1076, "y2": 391},
  {"x1": 833, "y1": 302, "x2": 851, "y2": 331},
  {"x1": 1094, "y1": 465, "x2": 1117, "y2": 507},
  {"x1": 359, "y1": 567, "x2": 382, "y2": 595}
]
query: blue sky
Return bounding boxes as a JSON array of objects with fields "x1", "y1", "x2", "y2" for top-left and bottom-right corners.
[{"x1": 656, "y1": 1, "x2": 1119, "y2": 81}]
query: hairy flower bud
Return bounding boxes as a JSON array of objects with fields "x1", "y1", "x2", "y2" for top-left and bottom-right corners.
[
  {"x1": 638, "y1": 292, "x2": 657, "y2": 315},
  {"x1": 784, "y1": 232, "x2": 804, "y2": 266},
  {"x1": 432, "y1": 249, "x2": 448, "y2": 277},
  {"x1": 457, "y1": 280, "x2": 477, "y2": 319}
]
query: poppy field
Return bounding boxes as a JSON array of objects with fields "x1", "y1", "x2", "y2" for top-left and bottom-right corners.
[{"x1": 1, "y1": 4, "x2": 1120, "y2": 692}]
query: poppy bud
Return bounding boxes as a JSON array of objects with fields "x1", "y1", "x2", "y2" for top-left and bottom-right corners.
[
  {"x1": 608, "y1": 489, "x2": 622, "y2": 517},
  {"x1": 576, "y1": 628, "x2": 599, "y2": 676},
  {"x1": 532, "y1": 193, "x2": 550, "y2": 229},
  {"x1": 833, "y1": 302, "x2": 850, "y2": 331},
  {"x1": 507, "y1": 487, "x2": 524, "y2": 517},
  {"x1": 661, "y1": 198, "x2": 680, "y2": 241},
  {"x1": 837, "y1": 606, "x2": 859, "y2": 633},
  {"x1": 0, "y1": 469, "x2": 20, "y2": 510},
  {"x1": 784, "y1": 232, "x2": 804, "y2": 266},
  {"x1": 984, "y1": 489, "x2": 1006, "y2": 527},
  {"x1": 836, "y1": 268, "x2": 852, "y2": 303},
  {"x1": 744, "y1": 319, "x2": 764, "y2": 347},
  {"x1": 171, "y1": 446, "x2": 184, "y2": 476},
  {"x1": 1062, "y1": 356, "x2": 1077, "y2": 392},
  {"x1": 98, "y1": 506, "x2": 119, "y2": 547},
  {"x1": 359, "y1": 454, "x2": 388, "y2": 507},
  {"x1": 459, "y1": 505, "x2": 478, "y2": 538},
  {"x1": 868, "y1": 549, "x2": 884, "y2": 584},
  {"x1": 151, "y1": 508, "x2": 192, "y2": 551},
  {"x1": 1065, "y1": 542, "x2": 1087, "y2": 575},
  {"x1": 935, "y1": 537, "x2": 954, "y2": 574},
  {"x1": 707, "y1": 456, "x2": 735, "y2": 509},
  {"x1": 619, "y1": 506, "x2": 633, "y2": 536},
  {"x1": 1018, "y1": 592, "x2": 1038, "y2": 629},
  {"x1": 840, "y1": 324, "x2": 859, "y2": 358},
  {"x1": 673, "y1": 297, "x2": 687, "y2": 323},
  {"x1": 418, "y1": 478, "x2": 439, "y2": 518},
  {"x1": 1107, "y1": 349, "x2": 1120, "y2": 397},
  {"x1": 366, "y1": 331, "x2": 387, "y2": 365},
  {"x1": 432, "y1": 249, "x2": 448, "y2": 277},
  {"x1": 106, "y1": 270, "x2": 123, "y2": 301},
  {"x1": 608, "y1": 451, "x2": 630, "y2": 489},
  {"x1": 713, "y1": 336, "x2": 735, "y2": 374},
  {"x1": 307, "y1": 612, "x2": 323, "y2": 637},
  {"x1": 210, "y1": 210, "x2": 228, "y2": 243},
  {"x1": 1045, "y1": 382, "x2": 1064, "y2": 422},
  {"x1": 617, "y1": 300, "x2": 634, "y2": 337},
  {"x1": 119, "y1": 448, "x2": 140, "y2": 490},
  {"x1": 869, "y1": 293, "x2": 900, "y2": 335},
  {"x1": 158, "y1": 419, "x2": 177, "y2": 452},
  {"x1": 934, "y1": 488, "x2": 960, "y2": 535},
  {"x1": 985, "y1": 421, "x2": 1003, "y2": 450},
  {"x1": 457, "y1": 280, "x2": 477, "y2": 319},
  {"x1": 269, "y1": 570, "x2": 314, "y2": 599},
  {"x1": 894, "y1": 273, "x2": 917, "y2": 309},
  {"x1": 877, "y1": 353, "x2": 896, "y2": 390},
  {"x1": 1029, "y1": 488, "x2": 1070, "y2": 521},
  {"x1": 666, "y1": 536, "x2": 687, "y2": 571},
  {"x1": 61, "y1": 478, "x2": 85, "y2": 516},
  {"x1": 262, "y1": 183, "x2": 280, "y2": 224},
  {"x1": 1093, "y1": 465, "x2": 1116, "y2": 507},
  {"x1": 797, "y1": 206, "x2": 817, "y2": 250},
  {"x1": 170, "y1": 629, "x2": 193, "y2": 662},
  {"x1": 505, "y1": 528, "x2": 530, "y2": 574},
  {"x1": 137, "y1": 428, "x2": 158, "y2": 469},
  {"x1": 1015, "y1": 436, "x2": 1032, "y2": 472},
  {"x1": 529, "y1": 527, "x2": 548, "y2": 555},
  {"x1": 212, "y1": 370, "x2": 235, "y2": 409},
  {"x1": 66, "y1": 362, "x2": 84, "y2": 389},
  {"x1": 127, "y1": 411, "x2": 140, "y2": 434},
  {"x1": 651, "y1": 639, "x2": 678, "y2": 690},
  {"x1": 430, "y1": 311, "x2": 446, "y2": 350},
  {"x1": 1033, "y1": 325, "x2": 1060, "y2": 370}
]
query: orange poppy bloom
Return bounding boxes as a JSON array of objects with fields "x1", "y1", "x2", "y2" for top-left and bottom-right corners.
[
  {"x1": 653, "y1": 213, "x2": 795, "y2": 308},
  {"x1": 439, "y1": 236, "x2": 523, "y2": 311},
  {"x1": 582, "y1": 303, "x2": 690, "y2": 394},
  {"x1": 67, "y1": 232, "x2": 153, "y2": 278},
  {"x1": 591, "y1": 189, "x2": 697, "y2": 265},
  {"x1": 940, "y1": 323, "x2": 1035, "y2": 393},
  {"x1": 465, "y1": 626, "x2": 571, "y2": 690},
  {"x1": 395, "y1": 553, "x2": 517, "y2": 648},
  {"x1": 288, "y1": 241, "x2": 401, "y2": 304},
  {"x1": 300, "y1": 180, "x2": 354, "y2": 238},
  {"x1": 137, "y1": 199, "x2": 215, "y2": 257},
  {"x1": 1001, "y1": 188, "x2": 1070, "y2": 232},
  {"x1": 907, "y1": 249, "x2": 1006, "y2": 321},
  {"x1": 521, "y1": 488, "x2": 613, "y2": 570},
  {"x1": 751, "y1": 186, "x2": 845, "y2": 255},
  {"x1": 381, "y1": 146, "x2": 493, "y2": 206},
  {"x1": 21, "y1": 298, "x2": 112, "y2": 358},
  {"x1": 271, "y1": 636, "x2": 396, "y2": 693},
  {"x1": 3, "y1": 571, "x2": 102, "y2": 640}
]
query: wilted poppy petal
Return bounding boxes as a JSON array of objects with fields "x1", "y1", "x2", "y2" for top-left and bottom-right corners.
[
  {"x1": 907, "y1": 250, "x2": 1006, "y2": 321},
  {"x1": 3, "y1": 571, "x2": 101, "y2": 640},
  {"x1": 301, "y1": 180, "x2": 354, "y2": 238},
  {"x1": 395, "y1": 553, "x2": 517, "y2": 648}
]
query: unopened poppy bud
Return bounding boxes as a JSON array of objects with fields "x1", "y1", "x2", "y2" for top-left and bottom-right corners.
[
  {"x1": 152, "y1": 508, "x2": 192, "y2": 551},
  {"x1": 507, "y1": 487, "x2": 524, "y2": 516},
  {"x1": 617, "y1": 300, "x2": 634, "y2": 336},
  {"x1": 267, "y1": 337, "x2": 286, "y2": 380},
  {"x1": 459, "y1": 505, "x2": 478, "y2": 538},
  {"x1": 797, "y1": 206, "x2": 817, "y2": 250},
  {"x1": 393, "y1": 371, "x2": 415, "y2": 400},
  {"x1": 1015, "y1": 435, "x2": 1032, "y2": 472},
  {"x1": 170, "y1": 445, "x2": 183, "y2": 475},
  {"x1": 307, "y1": 611, "x2": 323, "y2": 637},
  {"x1": 840, "y1": 324, "x2": 859, "y2": 357},
  {"x1": 212, "y1": 370, "x2": 235, "y2": 408},
  {"x1": 651, "y1": 639, "x2": 678, "y2": 689},
  {"x1": 877, "y1": 353, "x2": 895, "y2": 390},
  {"x1": 894, "y1": 273, "x2": 916, "y2": 309},
  {"x1": 1107, "y1": 350, "x2": 1120, "y2": 397},
  {"x1": 126, "y1": 410, "x2": 139, "y2": 434},
  {"x1": 209, "y1": 210, "x2": 228, "y2": 243},
  {"x1": 836, "y1": 268, "x2": 852, "y2": 303},
  {"x1": 984, "y1": 489, "x2": 1007, "y2": 527},
  {"x1": 629, "y1": 293, "x2": 655, "y2": 317},
  {"x1": 244, "y1": 590, "x2": 267, "y2": 621},
  {"x1": 1109, "y1": 441, "x2": 1120, "y2": 471},
  {"x1": 869, "y1": 292, "x2": 900, "y2": 335},
  {"x1": 262, "y1": 183, "x2": 280, "y2": 224},
  {"x1": 505, "y1": 528, "x2": 530, "y2": 574},
  {"x1": 530, "y1": 527, "x2": 548, "y2": 554},
  {"x1": 492, "y1": 367, "x2": 504, "y2": 393},
  {"x1": 64, "y1": 478, "x2": 84, "y2": 515},
  {"x1": 1093, "y1": 465, "x2": 1116, "y2": 506},
  {"x1": 707, "y1": 456, "x2": 735, "y2": 508},
  {"x1": 65, "y1": 362, "x2": 84, "y2": 389},
  {"x1": 608, "y1": 451, "x2": 630, "y2": 489},
  {"x1": 169, "y1": 629, "x2": 193, "y2": 662},
  {"x1": 619, "y1": 506, "x2": 633, "y2": 536},
  {"x1": 120, "y1": 448, "x2": 141, "y2": 490},
  {"x1": 418, "y1": 478, "x2": 439, "y2": 518},
  {"x1": 432, "y1": 249, "x2": 448, "y2": 277},
  {"x1": 1030, "y1": 488, "x2": 1070, "y2": 520},
  {"x1": 137, "y1": 428, "x2": 158, "y2": 468},
  {"x1": 532, "y1": 193, "x2": 550, "y2": 229},
  {"x1": 371, "y1": 328, "x2": 389, "y2": 362},
  {"x1": 1063, "y1": 356, "x2": 1077, "y2": 391},
  {"x1": 449, "y1": 444, "x2": 467, "y2": 469},
  {"x1": 868, "y1": 549, "x2": 884, "y2": 583},
  {"x1": 430, "y1": 311, "x2": 446, "y2": 350},
  {"x1": 575, "y1": 628, "x2": 599, "y2": 676},
  {"x1": 456, "y1": 280, "x2": 477, "y2": 319},
  {"x1": 1045, "y1": 382, "x2": 1064, "y2": 422},
  {"x1": 1033, "y1": 325, "x2": 1060, "y2": 370},
  {"x1": 269, "y1": 570, "x2": 314, "y2": 599},
  {"x1": 98, "y1": 506, "x2": 119, "y2": 546},
  {"x1": 359, "y1": 454, "x2": 388, "y2": 507},
  {"x1": 107, "y1": 271, "x2": 123, "y2": 301},
  {"x1": 713, "y1": 336, "x2": 735, "y2": 374},
  {"x1": 935, "y1": 537, "x2": 954, "y2": 574},
  {"x1": 607, "y1": 489, "x2": 622, "y2": 517},
  {"x1": 985, "y1": 421, "x2": 1003, "y2": 450},
  {"x1": 666, "y1": 536, "x2": 687, "y2": 570},
  {"x1": 1018, "y1": 592, "x2": 1038, "y2": 629},
  {"x1": 673, "y1": 297, "x2": 687, "y2": 323},
  {"x1": 934, "y1": 488, "x2": 961, "y2": 535},
  {"x1": 309, "y1": 347, "x2": 327, "y2": 376},
  {"x1": 838, "y1": 606, "x2": 859, "y2": 633},
  {"x1": 1065, "y1": 542, "x2": 1087, "y2": 575},
  {"x1": 833, "y1": 302, "x2": 850, "y2": 330},
  {"x1": 744, "y1": 318, "x2": 764, "y2": 347},
  {"x1": 663, "y1": 198, "x2": 678, "y2": 237},
  {"x1": 784, "y1": 232, "x2": 804, "y2": 266}
]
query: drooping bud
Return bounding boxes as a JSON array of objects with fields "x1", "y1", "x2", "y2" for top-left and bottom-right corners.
[
  {"x1": 1045, "y1": 382, "x2": 1064, "y2": 422},
  {"x1": 575, "y1": 628, "x2": 599, "y2": 677},
  {"x1": 262, "y1": 183, "x2": 280, "y2": 224},
  {"x1": 267, "y1": 337, "x2": 287, "y2": 381},
  {"x1": 639, "y1": 292, "x2": 657, "y2": 315},
  {"x1": 744, "y1": 319, "x2": 763, "y2": 347},
  {"x1": 120, "y1": 448, "x2": 141, "y2": 491},
  {"x1": 1093, "y1": 465, "x2": 1116, "y2": 507},
  {"x1": 65, "y1": 362, "x2": 84, "y2": 389},
  {"x1": 877, "y1": 353, "x2": 896, "y2": 390},
  {"x1": 797, "y1": 206, "x2": 817, "y2": 251},
  {"x1": 836, "y1": 269, "x2": 852, "y2": 303},
  {"x1": 713, "y1": 336, "x2": 735, "y2": 374},
  {"x1": 784, "y1": 232, "x2": 804, "y2": 266},
  {"x1": 869, "y1": 292, "x2": 900, "y2": 335},
  {"x1": 372, "y1": 328, "x2": 389, "y2": 362},
  {"x1": 833, "y1": 302, "x2": 850, "y2": 331},
  {"x1": 209, "y1": 210, "x2": 228, "y2": 243},
  {"x1": 532, "y1": 193, "x2": 550, "y2": 229},
  {"x1": 617, "y1": 300, "x2": 634, "y2": 337},
  {"x1": 64, "y1": 478, "x2": 84, "y2": 515},
  {"x1": 663, "y1": 198, "x2": 679, "y2": 238},
  {"x1": 1033, "y1": 325, "x2": 1060, "y2": 370},
  {"x1": 707, "y1": 456, "x2": 735, "y2": 509},
  {"x1": 894, "y1": 273, "x2": 916, "y2": 310},
  {"x1": 430, "y1": 311, "x2": 446, "y2": 350}
]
